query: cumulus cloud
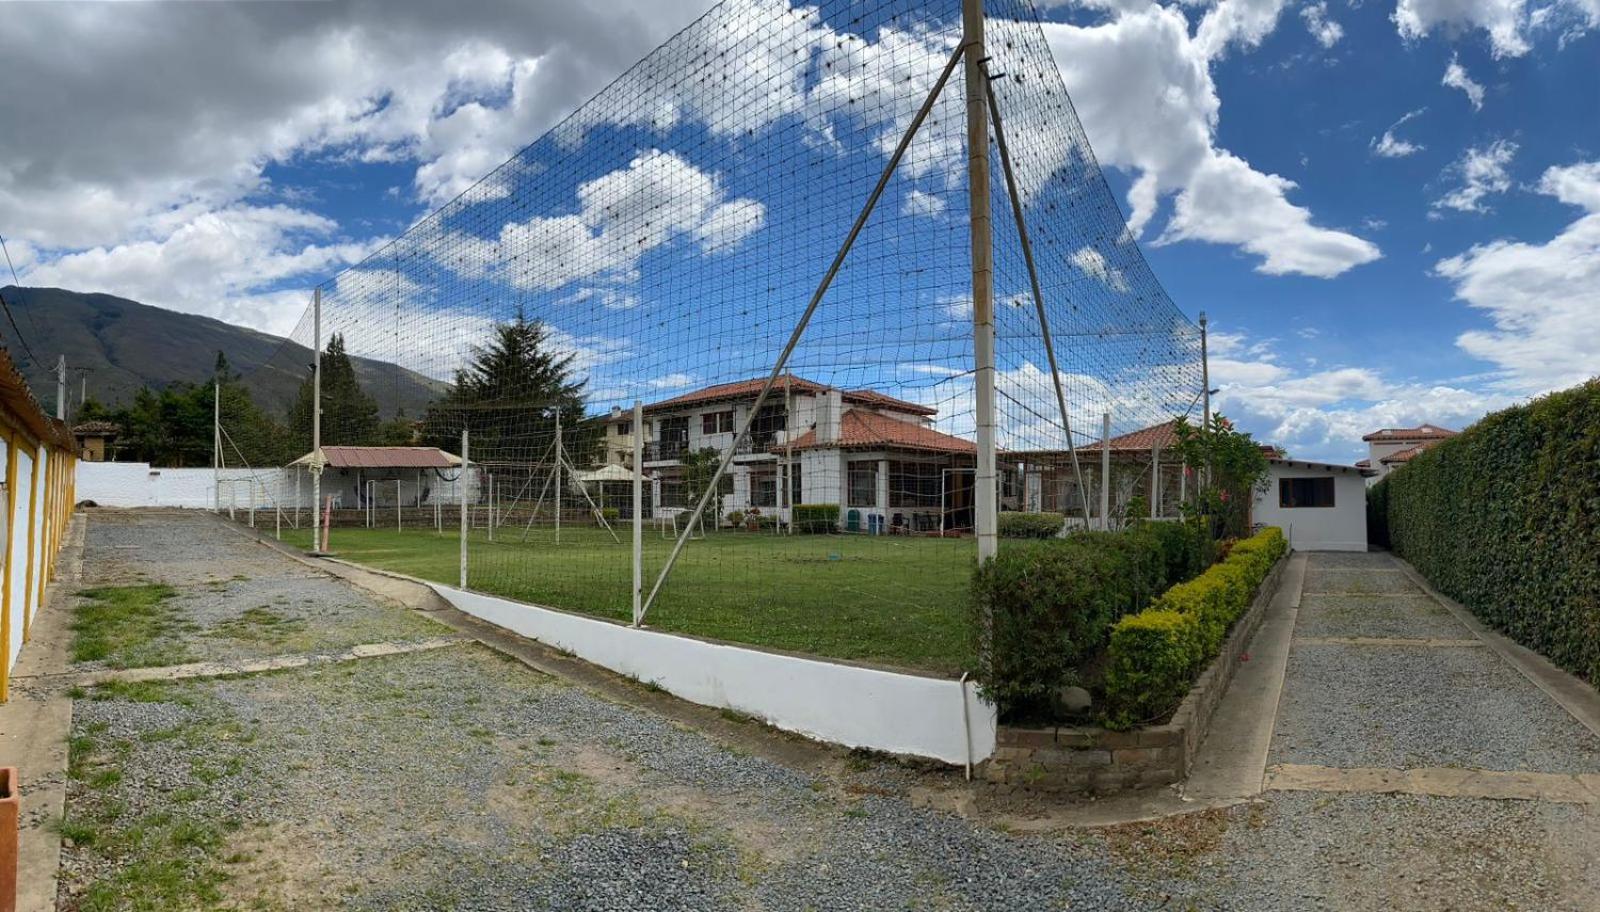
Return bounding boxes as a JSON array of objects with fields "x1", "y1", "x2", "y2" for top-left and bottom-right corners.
[
  {"x1": 1438, "y1": 160, "x2": 1600, "y2": 393},
  {"x1": 1300, "y1": 2, "x2": 1346, "y2": 47},
  {"x1": 1393, "y1": 0, "x2": 1532, "y2": 57},
  {"x1": 1433, "y1": 139, "x2": 1518, "y2": 214},
  {"x1": 1069, "y1": 247, "x2": 1132, "y2": 292},
  {"x1": 1442, "y1": 55, "x2": 1487, "y2": 110},
  {"x1": 1039, "y1": 5, "x2": 1379, "y2": 279},
  {"x1": 1371, "y1": 109, "x2": 1427, "y2": 158}
]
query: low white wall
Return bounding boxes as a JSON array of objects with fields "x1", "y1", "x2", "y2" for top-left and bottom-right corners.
[
  {"x1": 1253, "y1": 464, "x2": 1369, "y2": 551},
  {"x1": 73, "y1": 463, "x2": 275, "y2": 509},
  {"x1": 430, "y1": 583, "x2": 996, "y2": 765}
]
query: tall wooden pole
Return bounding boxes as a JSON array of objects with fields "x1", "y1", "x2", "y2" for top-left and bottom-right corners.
[{"x1": 964, "y1": 0, "x2": 997, "y2": 564}]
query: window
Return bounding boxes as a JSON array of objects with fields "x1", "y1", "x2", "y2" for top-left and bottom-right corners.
[
  {"x1": 751, "y1": 473, "x2": 777, "y2": 508},
  {"x1": 702, "y1": 410, "x2": 734, "y2": 435},
  {"x1": 888, "y1": 460, "x2": 941, "y2": 509},
  {"x1": 1279, "y1": 476, "x2": 1335, "y2": 508},
  {"x1": 848, "y1": 462, "x2": 879, "y2": 507},
  {"x1": 615, "y1": 420, "x2": 632, "y2": 436},
  {"x1": 789, "y1": 467, "x2": 802, "y2": 505}
]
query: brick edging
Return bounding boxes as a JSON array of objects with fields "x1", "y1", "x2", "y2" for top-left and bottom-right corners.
[{"x1": 983, "y1": 553, "x2": 1289, "y2": 794}]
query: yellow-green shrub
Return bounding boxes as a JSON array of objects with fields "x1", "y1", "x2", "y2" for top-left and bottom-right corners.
[{"x1": 1104, "y1": 526, "x2": 1285, "y2": 727}]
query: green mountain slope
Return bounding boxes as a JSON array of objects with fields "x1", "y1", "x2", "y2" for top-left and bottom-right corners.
[{"x1": 0, "y1": 286, "x2": 445, "y2": 421}]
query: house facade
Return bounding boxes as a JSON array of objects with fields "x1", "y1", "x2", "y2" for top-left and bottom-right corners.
[
  {"x1": 1360, "y1": 424, "x2": 1458, "y2": 480},
  {"x1": 602, "y1": 376, "x2": 977, "y2": 532},
  {"x1": 1011, "y1": 420, "x2": 1189, "y2": 527}
]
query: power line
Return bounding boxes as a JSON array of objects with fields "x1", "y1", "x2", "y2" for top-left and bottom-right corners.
[{"x1": 0, "y1": 233, "x2": 44, "y2": 359}]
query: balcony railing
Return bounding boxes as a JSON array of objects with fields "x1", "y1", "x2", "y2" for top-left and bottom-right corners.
[{"x1": 643, "y1": 439, "x2": 687, "y2": 462}]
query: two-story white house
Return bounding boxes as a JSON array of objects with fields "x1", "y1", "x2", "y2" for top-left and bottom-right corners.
[
  {"x1": 602, "y1": 375, "x2": 978, "y2": 532},
  {"x1": 1359, "y1": 424, "x2": 1458, "y2": 480}
]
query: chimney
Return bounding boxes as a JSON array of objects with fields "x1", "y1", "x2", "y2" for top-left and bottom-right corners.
[{"x1": 819, "y1": 389, "x2": 843, "y2": 444}]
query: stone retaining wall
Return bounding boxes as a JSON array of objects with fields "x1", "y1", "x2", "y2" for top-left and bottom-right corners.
[{"x1": 982, "y1": 554, "x2": 1288, "y2": 793}]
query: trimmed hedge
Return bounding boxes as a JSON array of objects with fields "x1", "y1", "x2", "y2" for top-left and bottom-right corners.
[
  {"x1": 1369, "y1": 379, "x2": 1600, "y2": 683},
  {"x1": 970, "y1": 522, "x2": 1212, "y2": 721},
  {"x1": 1104, "y1": 526, "x2": 1286, "y2": 728},
  {"x1": 791, "y1": 503, "x2": 840, "y2": 534},
  {"x1": 998, "y1": 511, "x2": 1065, "y2": 539}
]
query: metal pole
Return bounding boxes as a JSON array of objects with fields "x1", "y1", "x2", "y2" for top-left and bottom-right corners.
[
  {"x1": 459, "y1": 429, "x2": 469, "y2": 589},
  {"x1": 212, "y1": 380, "x2": 221, "y2": 513},
  {"x1": 986, "y1": 78, "x2": 1093, "y2": 530},
  {"x1": 396, "y1": 480, "x2": 401, "y2": 532},
  {"x1": 310, "y1": 287, "x2": 323, "y2": 554},
  {"x1": 1151, "y1": 443, "x2": 1161, "y2": 519},
  {"x1": 636, "y1": 42, "x2": 970, "y2": 624},
  {"x1": 631, "y1": 400, "x2": 643, "y2": 626},
  {"x1": 1200, "y1": 312, "x2": 1211, "y2": 431},
  {"x1": 554, "y1": 411, "x2": 562, "y2": 545},
  {"x1": 1100, "y1": 412, "x2": 1112, "y2": 531},
  {"x1": 55, "y1": 355, "x2": 66, "y2": 421},
  {"x1": 964, "y1": 0, "x2": 998, "y2": 564}
]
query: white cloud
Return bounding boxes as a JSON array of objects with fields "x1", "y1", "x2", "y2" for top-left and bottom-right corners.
[
  {"x1": 1393, "y1": 0, "x2": 1531, "y2": 57},
  {"x1": 1069, "y1": 247, "x2": 1132, "y2": 292},
  {"x1": 1442, "y1": 55, "x2": 1487, "y2": 110},
  {"x1": 1039, "y1": 6, "x2": 1379, "y2": 279},
  {"x1": 1433, "y1": 139, "x2": 1517, "y2": 214},
  {"x1": 1437, "y1": 160, "x2": 1600, "y2": 393},
  {"x1": 1371, "y1": 109, "x2": 1427, "y2": 158},
  {"x1": 902, "y1": 189, "x2": 948, "y2": 218},
  {"x1": 1300, "y1": 2, "x2": 1346, "y2": 47}
]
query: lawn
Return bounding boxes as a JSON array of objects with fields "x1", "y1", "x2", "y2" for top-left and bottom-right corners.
[{"x1": 280, "y1": 525, "x2": 979, "y2": 674}]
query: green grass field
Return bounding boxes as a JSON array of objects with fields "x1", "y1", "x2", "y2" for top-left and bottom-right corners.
[{"x1": 281, "y1": 525, "x2": 978, "y2": 674}]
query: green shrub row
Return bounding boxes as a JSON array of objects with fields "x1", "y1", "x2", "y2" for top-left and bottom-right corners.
[
  {"x1": 1368, "y1": 379, "x2": 1600, "y2": 683},
  {"x1": 1103, "y1": 526, "x2": 1286, "y2": 728},
  {"x1": 791, "y1": 503, "x2": 840, "y2": 534},
  {"x1": 998, "y1": 511, "x2": 1065, "y2": 539},
  {"x1": 970, "y1": 519, "x2": 1213, "y2": 722}
]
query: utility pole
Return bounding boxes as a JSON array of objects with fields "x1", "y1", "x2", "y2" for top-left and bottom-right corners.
[
  {"x1": 310, "y1": 287, "x2": 325, "y2": 554},
  {"x1": 213, "y1": 380, "x2": 221, "y2": 513},
  {"x1": 55, "y1": 355, "x2": 66, "y2": 420},
  {"x1": 964, "y1": 0, "x2": 998, "y2": 564},
  {"x1": 1199, "y1": 312, "x2": 1211, "y2": 429}
]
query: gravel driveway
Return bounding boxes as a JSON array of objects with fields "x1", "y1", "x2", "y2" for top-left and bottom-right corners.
[{"x1": 52, "y1": 515, "x2": 1600, "y2": 910}]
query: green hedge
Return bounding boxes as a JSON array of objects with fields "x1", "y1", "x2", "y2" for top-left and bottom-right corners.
[
  {"x1": 970, "y1": 522, "x2": 1212, "y2": 722},
  {"x1": 1104, "y1": 526, "x2": 1286, "y2": 728},
  {"x1": 791, "y1": 504, "x2": 839, "y2": 534},
  {"x1": 1369, "y1": 379, "x2": 1600, "y2": 683},
  {"x1": 998, "y1": 511, "x2": 1065, "y2": 539}
]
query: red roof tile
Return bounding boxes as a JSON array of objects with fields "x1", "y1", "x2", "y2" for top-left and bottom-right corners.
[
  {"x1": 642, "y1": 375, "x2": 936, "y2": 416},
  {"x1": 1362, "y1": 424, "x2": 1458, "y2": 443},
  {"x1": 1379, "y1": 443, "x2": 1429, "y2": 465},
  {"x1": 782, "y1": 409, "x2": 975, "y2": 455},
  {"x1": 1080, "y1": 419, "x2": 1180, "y2": 452}
]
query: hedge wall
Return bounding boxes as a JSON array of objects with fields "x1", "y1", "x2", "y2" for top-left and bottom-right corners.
[{"x1": 1368, "y1": 379, "x2": 1600, "y2": 683}]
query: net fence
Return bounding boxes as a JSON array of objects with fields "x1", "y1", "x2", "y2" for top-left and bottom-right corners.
[{"x1": 222, "y1": 0, "x2": 1202, "y2": 672}]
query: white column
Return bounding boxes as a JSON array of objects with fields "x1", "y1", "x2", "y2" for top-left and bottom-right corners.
[
  {"x1": 459, "y1": 429, "x2": 469, "y2": 589},
  {"x1": 631, "y1": 400, "x2": 644, "y2": 626},
  {"x1": 964, "y1": 0, "x2": 998, "y2": 563},
  {"x1": 1100, "y1": 412, "x2": 1112, "y2": 531}
]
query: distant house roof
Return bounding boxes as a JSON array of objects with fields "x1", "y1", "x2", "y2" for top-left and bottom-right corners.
[
  {"x1": 1080, "y1": 419, "x2": 1181, "y2": 452},
  {"x1": 781, "y1": 409, "x2": 975, "y2": 455},
  {"x1": 291, "y1": 446, "x2": 462, "y2": 469},
  {"x1": 1354, "y1": 458, "x2": 1372, "y2": 469},
  {"x1": 1379, "y1": 443, "x2": 1428, "y2": 465},
  {"x1": 641, "y1": 375, "x2": 936, "y2": 417},
  {"x1": 1361, "y1": 424, "x2": 1458, "y2": 443},
  {"x1": 72, "y1": 420, "x2": 121, "y2": 437}
]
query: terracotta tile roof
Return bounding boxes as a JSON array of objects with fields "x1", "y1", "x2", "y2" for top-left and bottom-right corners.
[
  {"x1": 642, "y1": 375, "x2": 936, "y2": 416},
  {"x1": 72, "y1": 420, "x2": 121, "y2": 436},
  {"x1": 1354, "y1": 458, "x2": 1372, "y2": 468},
  {"x1": 1080, "y1": 419, "x2": 1180, "y2": 452},
  {"x1": 293, "y1": 446, "x2": 462, "y2": 469},
  {"x1": 1362, "y1": 424, "x2": 1458, "y2": 443},
  {"x1": 0, "y1": 345, "x2": 73, "y2": 448},
  {"x1": 1379, "y1": 443, "x2": 1428, "y2": 465},
  {"x1": 781, "y1": 409, "x2": 975, "y2": 455}
]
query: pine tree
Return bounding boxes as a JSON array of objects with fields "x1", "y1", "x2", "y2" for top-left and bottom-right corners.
[{"x1": 289, "y1": 334, "x2": 382, "y2": 448}]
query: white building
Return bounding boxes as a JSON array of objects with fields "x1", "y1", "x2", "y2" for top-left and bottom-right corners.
[
  {"x1": 1254, "y1": 457, "x2": 1374, "y2": 552},
  {"x1": 1359, "y1": 424, "x2": 1457, "y2": 480},
  {"x1": 603, "y1": 376, "x2": 976, "y2": 532}
]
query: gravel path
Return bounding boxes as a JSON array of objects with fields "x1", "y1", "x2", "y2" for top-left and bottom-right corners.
[
  {"x1": 74, "y1": 511, "x2": 454, "y2": 670},
  {"x1": 1274, "y1": 551, "x2": 1600, "y2": 773},
  {"x1": 52, "y1": 514, "x2": 1600, "y2": 911}
]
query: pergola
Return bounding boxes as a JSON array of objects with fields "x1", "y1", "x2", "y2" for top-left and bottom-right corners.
[{"x1": 289, "y1": 446, "x2": 464, "y2": 516}]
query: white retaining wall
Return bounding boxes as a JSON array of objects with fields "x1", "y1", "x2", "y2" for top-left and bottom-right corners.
[
  {"x1": 430, "y1": 583, "x2": 996, "y2": 765},
  {"x1": 74, "y1": 463, "x2": 276, "y2": 509}
]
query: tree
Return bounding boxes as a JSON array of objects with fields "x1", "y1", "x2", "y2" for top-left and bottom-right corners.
[
  {"x1": 1169, "y1": 413, "x2": 1270, "y2": 540},
  {"x1": 422, "y1": 312, "x2": 591, "y2": 460},
  {"x1": 289, "y1": 333, "x2": 381, "y2": 448}
]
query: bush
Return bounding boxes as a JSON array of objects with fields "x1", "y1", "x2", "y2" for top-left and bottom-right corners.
[
  {"x1": 1369, "y1": 379, "x2": 1600, "y2": 683},
  {"x1": 971, "y1": 529, "x2": 1192, "y2": 722},
  {"x1": 998, "y1": 511, "x2": 1064, "y2": 539},
  {"x1": 792, "y1": 503, "x2": 839, "y2": 534},
  {"x1": 1129, "y1": 519, "x2": 1214, "y2": 586},
  {"x1": 727, "y1": 510, "x2": 745, "y2": 529},
  {"x1": 598, "y1": 507, "x2": 620, "y2": 526},
  {"x1": 1104, "y1": 526, "x2": 1285, "y2": 727}
]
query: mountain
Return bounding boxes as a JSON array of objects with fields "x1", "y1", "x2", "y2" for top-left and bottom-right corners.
[{"x1": 0, "y1": 286, "x2": 446, "y2": 421}]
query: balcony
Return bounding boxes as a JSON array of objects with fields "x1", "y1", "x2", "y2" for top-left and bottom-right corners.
[{"x1": 644, "y1": 439, "x2": 687, "y2": 462}]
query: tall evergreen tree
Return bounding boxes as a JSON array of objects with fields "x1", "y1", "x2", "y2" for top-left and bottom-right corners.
[{"x1": 289, "y1": 333, "x2": 382, "y2": 448}]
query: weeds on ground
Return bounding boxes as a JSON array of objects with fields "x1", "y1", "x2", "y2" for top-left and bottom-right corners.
[
  {"x1": 208, "y1": 606, "x2": 307, "y2": 645},
  {"x1": 71, "y1": 584, "x2": 193, "y2": 669}
]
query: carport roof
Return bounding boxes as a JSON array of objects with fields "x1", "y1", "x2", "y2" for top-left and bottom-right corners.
[{"x1": 291, "y1": 446, "x2": 462, "y2": 469}]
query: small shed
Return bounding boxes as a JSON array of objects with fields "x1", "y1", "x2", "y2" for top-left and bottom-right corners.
[
  {"x1": 71, "y1": 420, "x2": 120, "y2": 462},
  {"x1": 1251, "y1": 457, "x2": 1376, "y2": 552},
  {"x1": 290, "y1": 446, "x2": 466, "y2": 508}
]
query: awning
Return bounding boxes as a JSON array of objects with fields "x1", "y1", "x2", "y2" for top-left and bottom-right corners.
[
  {"x1": 573, "y1": 464, "x2": 636, "y2": 484},
  {"x1": 290, "y1": 446, "x2": 462, "y2": 469}
]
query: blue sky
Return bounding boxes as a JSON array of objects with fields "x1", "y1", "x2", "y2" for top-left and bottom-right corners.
[{"x1": 2, "y1": 0, "x2": 1596, "y2": 462}]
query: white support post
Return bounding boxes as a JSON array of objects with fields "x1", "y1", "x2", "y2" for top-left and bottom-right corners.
[
  {"x1": 631, "y1": 400, "x2": 643, "y2": 626},
  {"x1": 459, "y1": 429, "x2": 469, "y2": 589},
  {"x1": 212, "y1": 380, "x2": 221, "y2": 513},
  {"x1": 964, "y1": 0, "x2": 998, "y2": 564},
  {"x1": 396, "y1": 480, "x2": 401, "y2": 532},
  {"x1": 554, "y1": 410, "x2": 563, "y2": 545},
  {"x1": 1151, "y1": 443, "x2": 1161, "y2": 519},
  {"x1": 310, "y1": 286, "x2": 324, "y2": 555},
  {"x1": 1100, "y1": 412, "x2": 1112, "y2": 531}
]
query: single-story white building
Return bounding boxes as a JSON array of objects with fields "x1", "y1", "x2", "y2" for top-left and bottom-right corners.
[{"x1": 1251, "y1": 457, "x2": 1374, "y2": 551}]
